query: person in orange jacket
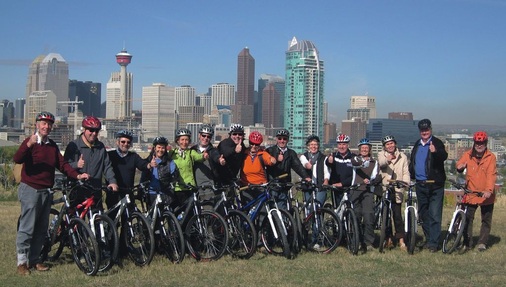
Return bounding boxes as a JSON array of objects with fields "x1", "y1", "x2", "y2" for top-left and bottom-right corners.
[
  {"x1": 240, "y1": 131, "x2": 276, "y2": 203},
  {"x1": 456, "y1": 131, "x2": 497, "y2": 252}
]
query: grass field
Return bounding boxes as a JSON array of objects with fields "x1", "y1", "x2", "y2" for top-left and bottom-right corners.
[{"x1": 1, "y1": 196, "x2": 505, "y2": 287}]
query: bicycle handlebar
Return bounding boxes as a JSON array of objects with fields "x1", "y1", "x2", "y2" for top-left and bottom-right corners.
[
  {"x1": 239, "y1": 173, "x2": 291, "y2": 191},
  {"x1": 448, "y1": 179, "x2": 484, "y2": 196},
  {"x1": 321, "y1": 184, "x2": 360, "y2": 193}
]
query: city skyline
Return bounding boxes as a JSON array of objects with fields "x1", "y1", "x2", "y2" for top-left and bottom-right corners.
[{"x1": 1, "y1": 1, "x2": 505, "y2": 127}]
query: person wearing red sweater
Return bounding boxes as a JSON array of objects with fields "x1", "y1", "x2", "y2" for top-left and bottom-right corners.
[{"x1": 13, "y1": 112, "x2": 89, "y2": 275}]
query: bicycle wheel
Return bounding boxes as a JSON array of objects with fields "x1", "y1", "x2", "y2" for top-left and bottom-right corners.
[
  {"x1": 185, "y1": 210, "x2": 229, "y2": 261},
  {"x1": 304, "y1": 208, "x2": 342, "y2": 254},
  {"x1": 442, "y1": 210, "x2": 466, "y2": 254},
  {"x1": 93, "y1": 213, "x2": 119, "y2": 272},
  {"x1": 343, "y1": 208, "x2": 360, "y2": 255},
  {"x1": 68, "y1": 217, "x2": 100, "y2": 276},
  {"x1": 226, "y1": 209, "x2": 257, "y2": 259},
  {"x1": 159, "y1": 211, "x2": 185, "y2": 263},
  {"x1": 378, "y1": 204, "x2": 390, "y2": 253},
  {"x1": 124, "y1": 211, "x2": 155, "y2": 266},
  {"x1": 41, "y1": 208, "x2": 65, "y2": 262},
  {"x1": 260, "y1": 210, "x2": 291, "y2": 259},
  {"x1": 405, "y1": 207, "x2": 417, "y2": 255},
  {"x1": 269, "y1": 209, "x2": 296, "y2": 258},
  {"x1": 289, "y1": 206, "x2": 304, "y2": 255}
]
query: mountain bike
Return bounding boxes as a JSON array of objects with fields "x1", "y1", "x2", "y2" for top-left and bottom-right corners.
[
  {"x1": 40, "y1": 179, "x2": 101, "y2": 276},
  {"x1": 104, "y1": 183, "x2": 155, "y2": 266},
  {"x1": 297, "y1": 180, "x2": 342, "y2": 254},
  {"x1": 70, "y1": 181, "x2": 119, "y2": 271},
  {"x1": 442, "y1": 179, "x2": 484, "y2": 254},
  {"x1": 322, "y1": 184, "x2": 360, "y2": 255},
  {"x1": 238, "y1": 175, "x2": 296, "y2": 259},
  {"x1": 138, "y1": 183, "x2": 185, "y2": 263},
  {"x1": 200, "y1": 182, "x2": 257, "y2": 259},
  {"x1": 172, "y1": 184, "x2": 229, "y2": 261}
]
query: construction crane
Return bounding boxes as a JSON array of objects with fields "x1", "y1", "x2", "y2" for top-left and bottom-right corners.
[{"x1": 57, "y1": 96, "x2": 84, "y2": 139}]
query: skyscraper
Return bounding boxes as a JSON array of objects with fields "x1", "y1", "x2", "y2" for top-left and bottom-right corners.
[
  {"x1": 257, "y1": 74, "x2": 284, "y2": 125},
  {"x1": 210, "y1": 83, "x2": 235, "y2": 112},
  {"x1": 106, "y1": 71, "x2": 133, "y2": 119},
  {"x1": 350, "y1": 95, "x2": 376, "y2": 119},
  {"x1": 69, "y1": 80, "x2": 101, "y2": 117},
  {"x1": 234, "y1": 47, "x2": 255, "y2": 126},
  {"x1": 14, "y1": 98, "x2": 25, "y2": 129},
  {"x1": 25, "y1": 53, "x2": 69, "y2": 128},
  {"x1": 175, "y1": 85, "x2": 196, "y2": 112},
  {"x1": 142, "y1": 83, "x2": 175, "y2": 141},
  {"x1": 284, "y1": 37, "x2": 325, "y2": 153}
]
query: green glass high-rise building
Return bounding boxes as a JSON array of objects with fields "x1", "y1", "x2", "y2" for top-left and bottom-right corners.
[{"x1": 284, "y1": 37, "x2": 325, "y2": 153}]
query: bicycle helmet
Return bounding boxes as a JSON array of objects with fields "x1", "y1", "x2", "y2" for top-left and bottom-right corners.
[
  {"x1": 35, "y1": 111, "x2": 55, "y2": 123},
  {"x1": 82, "y1": 116, "x2": 102, "y2": 130},
  {"x1": 473, "y1": 131, "x2": 488, "y2": 142},
  {"x1": 357, "y1": 138, "x2": 371, "y2": 147},
  {"x1": 418, "y1": 118, "x2": 432, "y2": 130},
  {"x1": 382, "y1": 135, "x2": 396, "y2": 146},
  {"x1": 249, "y1": 131, "x2": 263, "y2": 145},
  {"x1": 229, "y1": 124, "x2": 244, "y2": 134},
  {"x1": 199, "y1": 124, "x2": 214, "y2": 135},
  {"x1": 175, "y1": 128, "x2": 192, "y2": 139},
  {"x1": 306, "y1": 135, "x2": 320, "y2": 145},
  {"x1": 116, "y1": 130, "x2": 133, "y2": 141},
  {"x1": 336, "y1": 134, "x2": 350, "y2": 143},
  {"x1": 276, "y1": 129, "x2": 290, "y2": 138},
  {"x1": 152, "y1": 136, "x2": 169, "y2": 146}
]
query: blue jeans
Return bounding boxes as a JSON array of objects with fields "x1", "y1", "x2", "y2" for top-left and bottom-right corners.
[
  {"x1": 416, "y1": 183, "x2": 444, "y2": 248},
  {"x1": 272, "y1": 189, "x2": 288, "y2": 210}
]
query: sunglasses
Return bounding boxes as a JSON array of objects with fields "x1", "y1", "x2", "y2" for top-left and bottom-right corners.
[
  {"x1": 250, "y1": 143, "x2": 260, "y2": 147},
  {"x1": 120, "y1": 140, "x2": 131, "y2": 144},
  {"x1": 200, "y1": 134, "x2": 212, "y2": 139},
  {"x1": 277, "y1": 137, "x2": 288, "y2": 141},
  {"x1": 87, "y1": 128, "x2": 100, "y2": 133},
  {"x1": 475, "y1": 141, "x2": 486, "y2": 146},
  {"x1": 232, "y1": 133, "x2": 244, "y2": 136}
]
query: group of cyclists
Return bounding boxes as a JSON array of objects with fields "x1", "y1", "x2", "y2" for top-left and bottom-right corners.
[{"x1": 15, "y1": 112, "x2": 497, "y2": 275}]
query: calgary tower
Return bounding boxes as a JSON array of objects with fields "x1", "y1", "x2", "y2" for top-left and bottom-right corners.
[{"x1": 116, "y1": 49, "x2": 132, "y2": 118}]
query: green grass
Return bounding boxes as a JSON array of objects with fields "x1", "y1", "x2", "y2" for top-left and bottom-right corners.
[{"x1": 1, "y1": 198, "x2": 506, "y2": 287}]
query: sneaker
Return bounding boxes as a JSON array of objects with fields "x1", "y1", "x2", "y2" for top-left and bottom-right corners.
[
  {"x1": 477, "y1": 243, "x2": 487, "y2": 252},
  {"x1": 428, "y1": 246, "x2": 438, "y2": 253},
  {"x1": 31, "y1": 263, "x2": 50, "y2": 271},
  {"x1": 17, "y1": 263, "x2": 30, "y2": 275},
  {"x1": 313, "y1": 243, "x2": 321, "y2": 250},
  {"x1": 399, "y1": 242, "x2": 407, "y2": 252},
  {"x1": 366, "y1": 245, "x2": 374, "y2": 252},
  {"x1": 385, "y1": 238, "x2": 394, "y2": 249}
]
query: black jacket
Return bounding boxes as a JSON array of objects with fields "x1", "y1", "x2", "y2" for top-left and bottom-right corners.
[
  {"x1": 216, "y1": 137, "x2": 246, "y2": 185},
  {"x1": 409, "y1": 135, "x2": 448, "y2": 187},
  {"x1": 266, "y1": 145, "x2": 309, "y2": 182},
  {"x1": 326, "y1": 150, "x2": 355, "y2": 187}
]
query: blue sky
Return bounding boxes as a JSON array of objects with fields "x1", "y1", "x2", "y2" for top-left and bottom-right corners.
[{"x1": 1, "y1": 0, "x2": 505, "y2": 126}]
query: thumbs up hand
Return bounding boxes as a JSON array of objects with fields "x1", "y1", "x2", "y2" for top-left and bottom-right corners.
[
  {"x1": 77, "y1": 154, "x2": 85, "y2": 169},
  {"x1": 429, "y1": 141, "x2": 436, "y2": 153},
  {"x1": 219, "y1": 154, "x2": 226, "y2": 166}
]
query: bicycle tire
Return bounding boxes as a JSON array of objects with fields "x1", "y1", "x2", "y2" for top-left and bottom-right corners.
[
  {"x1": 226, "y1": 209, "x2": 257, "y2": 259},
  {"x1": 41, "y1": 208, "x2": 65, "y2": 262},
  {"x1": 68, "y1": 217, "x2": 100, "y2": 276},
  {"x1": 304, "y1": 208, "x2": 342, "y2": 254},
  {"x1": 378, "y1": 204, "x2": 390, "y2": 253},
  {"x1": 406, "y1": 207, "x2": 417, "y2": 255},
  {"x1": 124, "y1": 211, "x2": 155, "y2": 266},
  {"x1": 185, "y1": 210, "x2": 229, "y2": 261},
  {"x1": 159, "y1": 211, "x2": 185, "y2": 263},
  {"x1": 442, "y1": 210, "x2": 466, "y2": 254},
  {"x1": 344, "y1": 208, "x2": 360, "y2": 255},
  {"x1": 290, "y1": 206, "x2": 304, "y2": 255},
  {"x1": 260, "y1": 210, "x2": 291, "y2": 259},
  {"x1": 93, "y1": 213, "x2": 119, "y2": 272}
]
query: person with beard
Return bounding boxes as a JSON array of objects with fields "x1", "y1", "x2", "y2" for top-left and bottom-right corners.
[{"x1": 456, "y1": 131, "x2": 497, "y2": 252}]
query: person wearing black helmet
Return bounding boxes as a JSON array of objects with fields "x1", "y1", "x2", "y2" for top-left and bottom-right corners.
[
  {"x1": 140, "y1": 136, "x2": 179, "y2": 208},
  {"x1": 409, "y1": 118, "x2": 448, "y2": 252},
  {"x1": 300, "y1": 135, "x2": 330, "y2": 208},
  {"x1": 64, "y1": 116, "x2": 118, "y2": 204},
  {"x1": 14, "y1": 112, "x2": 90, "y2": 275},
  {"x1": 326, "y1": 134, "x2": 356, "y2": 207},
  {"x1": 378, "y1": 135, "x2": 410, "y2": 251},
  {"x1": 106, "y1": 130, "x2": 151, "y2": 210},
  {"x1": 216, "y1": 124, "x2": 247, "y2": 186},
  {"x1": 266, "y1": 129, "x2": 311, "y2": 209},
  {"x1": 190, "y1": 124, "x2": 224, "y2": 201}
]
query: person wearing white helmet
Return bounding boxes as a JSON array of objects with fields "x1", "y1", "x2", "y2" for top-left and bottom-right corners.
[{"x1": 378, "y1": 135, "x2": 410, "y2": 251}]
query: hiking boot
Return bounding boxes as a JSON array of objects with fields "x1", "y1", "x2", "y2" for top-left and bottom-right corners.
[
  {"x1": 17, "y1": 263, "x2": 30, "y2": 275},
  {"x1": 477, "y1": 244, "x2": 487, "y2": 252}
]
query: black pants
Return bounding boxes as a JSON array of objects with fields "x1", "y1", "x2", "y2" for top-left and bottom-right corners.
[
  {"x1": 463, "y1": 204, "x2": 494, "y2": 247},
  {"x1": 353, "y1": 191, "x2": 375, "y2": 246}
]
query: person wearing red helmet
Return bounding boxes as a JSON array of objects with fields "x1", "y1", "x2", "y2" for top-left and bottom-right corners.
[
  {"x1": 64, "y1": 116, "x2": 118, "y2": 202},
  {"x1": 14, "y1": 112, "x2": 89, "y2": 275},
  {"x1": 240, "y1": 131, "x2": 276, "y2": 202},
  {"x1": 456, "y1": 131, "x2": 497, "y2": 252}
]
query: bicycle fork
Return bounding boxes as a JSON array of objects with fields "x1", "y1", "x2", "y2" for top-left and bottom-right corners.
[
  {"x1": 404, "y1": 206, "x2": 418, "y2": 233},
  {"x1": 266, "y1": 205, "x2": 287, "y2": 239}
]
